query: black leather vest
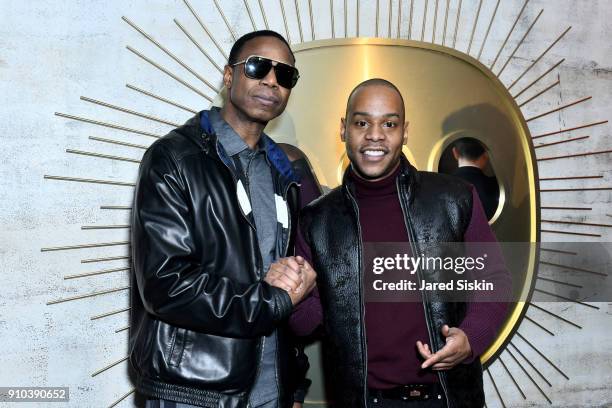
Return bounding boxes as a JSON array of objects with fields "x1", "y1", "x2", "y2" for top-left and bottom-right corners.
[{"x1": 300, "y1": 157, "x2": 484, "y2": 408}]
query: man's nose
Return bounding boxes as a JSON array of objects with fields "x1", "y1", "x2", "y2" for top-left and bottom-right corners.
[
  {"x1": 366, "y1": 125, "x2": 385, "y2": 141},
  {"x1": 260, "y1": 65, "x2": 279, "y2": 88}
]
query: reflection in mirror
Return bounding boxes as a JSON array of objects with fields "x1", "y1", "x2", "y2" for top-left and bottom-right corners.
[{"x1": 438, "y1": 137, "x2": 500, "y2": 221}]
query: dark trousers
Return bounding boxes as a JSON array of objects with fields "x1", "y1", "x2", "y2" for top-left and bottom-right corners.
[
  {"x1": 367, "y1": 396, "x2": 447, "y2": 408},
  {"x1": 367, "y1": 385, "x2": 447, "y2": 408}
]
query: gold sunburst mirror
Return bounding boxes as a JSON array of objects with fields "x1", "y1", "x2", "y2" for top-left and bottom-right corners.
[{"x1": 261, "y1": 37, "x2": 539, "y2": 366}]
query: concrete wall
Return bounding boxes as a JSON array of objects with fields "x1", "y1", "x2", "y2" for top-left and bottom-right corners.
[{"x1": 1, "y1": 1, "x2": 610, "y2": 407}]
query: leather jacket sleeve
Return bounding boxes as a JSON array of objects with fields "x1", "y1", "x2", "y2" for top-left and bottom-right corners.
[{"x1": 132, "y1": 141, "x2": 293, "y2": 338}]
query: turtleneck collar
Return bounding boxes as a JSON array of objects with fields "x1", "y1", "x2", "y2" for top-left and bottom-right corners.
[{"x1": 348, "y1": 162, "x2": 402, "y2": 198}]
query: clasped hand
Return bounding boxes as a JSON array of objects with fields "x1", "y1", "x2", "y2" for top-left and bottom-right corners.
[{"x1": 264, "y1": 256, "x2": 317, "y2": 305}]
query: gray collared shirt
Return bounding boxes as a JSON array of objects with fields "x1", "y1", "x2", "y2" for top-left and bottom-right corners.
[
  {"x1": 209, "y1": 107, "x2": 279, "y2": 274},
  {"x1": 209, "y1": 107, "x2": 280, "y2": 407}
]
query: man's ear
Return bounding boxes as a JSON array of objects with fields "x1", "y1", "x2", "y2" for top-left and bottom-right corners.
[
  {"x1": 223, "y1": 65, "x2": 233, "y2": 89},
  {"x1": 402, "y1": 121, "x2": 409, "y2": 145},
  {"x1": 340, "y1": 117, "x2": 347, "y2": 142},
  {"x1": 452, "y1": 147, "x2": 460, "y2": 161},
  {"x1": 480, "y1": 151, "x2": 490, "y2": 166}
]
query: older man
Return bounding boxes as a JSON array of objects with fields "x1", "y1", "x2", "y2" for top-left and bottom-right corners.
[{"x1": 130, "y1": 30, "x2": 317, "y2": 408}]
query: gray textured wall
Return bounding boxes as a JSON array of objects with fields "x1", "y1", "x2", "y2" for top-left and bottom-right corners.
[{"x1": 1, "y1": 1, "x2": 611, "y2": 407}]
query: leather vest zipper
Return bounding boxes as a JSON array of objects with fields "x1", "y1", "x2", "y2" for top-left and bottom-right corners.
[
  {"x1": 272, "y1": 181, "x2": 297, "y2": 408},
  {"x1": 396, "y1": 176, "x2": 452, "y2": 408},
  {"x1": 344, "y1": 186, "x2": 369, "y2": 407}
]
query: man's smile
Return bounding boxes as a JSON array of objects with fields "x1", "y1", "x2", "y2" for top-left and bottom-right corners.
[{"x1": 361, "y1": 147, "x2": 389, "y2": 162}]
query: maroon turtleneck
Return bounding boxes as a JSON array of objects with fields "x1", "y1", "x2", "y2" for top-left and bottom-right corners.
[
  {"x1": 291, "y1": 165, "x2": 508, "y2": 389},
  {"x1": 349, "y1": 164, "x2": 438, "y2": 386}
]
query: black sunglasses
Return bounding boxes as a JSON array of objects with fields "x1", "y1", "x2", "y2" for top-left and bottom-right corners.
[{"x1": 231, "y1": 55, "x2": 300, "y2": 89}]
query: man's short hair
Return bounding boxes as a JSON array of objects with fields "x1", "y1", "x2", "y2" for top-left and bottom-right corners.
[
  {"x1": 453, "y1": 137, "x2": 486, "y2": 160},
  {"x1": 228, "y1": 30, "x2": 294, "y2": 65},
  {"x1": 345, "y1": 78, "x2": 405, "y2": 118}
]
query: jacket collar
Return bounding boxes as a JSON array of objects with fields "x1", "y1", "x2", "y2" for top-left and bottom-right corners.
[
  {"x1": 198, "y1": 110, "x2": 299, "y2": 188},
  {"x1": 208, "y1": 106, "x2": 256, "y2": 158}
]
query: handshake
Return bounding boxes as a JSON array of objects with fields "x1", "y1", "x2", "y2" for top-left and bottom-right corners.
[{"x1": 264, "y1": 256, "x2": 317, "y2": 305}]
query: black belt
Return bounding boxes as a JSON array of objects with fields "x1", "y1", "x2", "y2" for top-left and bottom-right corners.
[{"x1": 368, "y1": 383, "x2": 443, "y2": 402}]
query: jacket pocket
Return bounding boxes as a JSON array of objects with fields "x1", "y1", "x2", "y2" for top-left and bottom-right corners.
[{"x1": 167, "y1": 327, "x2": 187, "y2": 367}]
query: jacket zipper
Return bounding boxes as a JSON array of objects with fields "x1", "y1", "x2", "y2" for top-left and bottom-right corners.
[
  {"x1": 396, "y1": 177, "x2": 452, "y2": 407},
  {"x1": 281, "y1": 180, "x2": 298, "y2": 257},
  {"x1": 206, "y1": 133, "x2": 266, "y2": 405},
  {"x1": 209, "y1": 134, "x2": 299, "y2": 406},
  {"x1": 242, "y1": 148, "x2": 297, "y2": 407},
  {"x1": 211, "y1": 134, "x2": 257, "y2": 231},
  {"x1": 345, "y1": 186, "x2": 369, "y2": 407}
]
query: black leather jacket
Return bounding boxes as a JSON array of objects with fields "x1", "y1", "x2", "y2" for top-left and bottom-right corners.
[
  {"x1": 129, "y1": 111, "x2": 301, "y2": 408},
  {"x1": 299, "y1": 157, "x2": 485, "y2": 408}
]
